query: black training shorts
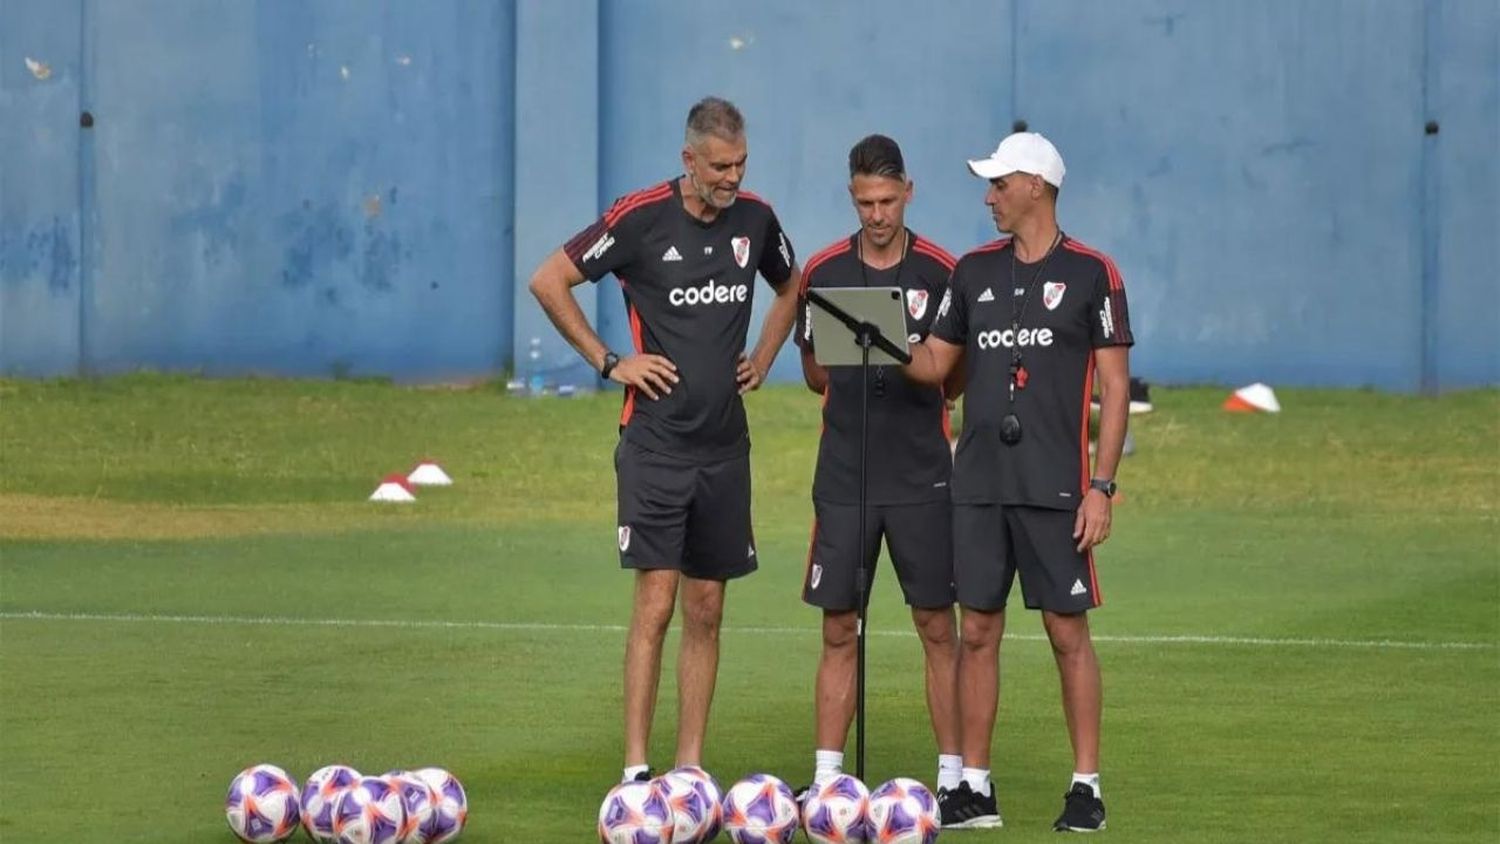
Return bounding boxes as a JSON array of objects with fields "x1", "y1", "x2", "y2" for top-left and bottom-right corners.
[
  {"x1": 802, "y1": 499, "x2": 955, "y2": 611},
  {"x1": 953, "y1": 503, "x2": 1101, "y2": 612},
  {"x1": 615, "y1": 439, "x2": 757, "y2": 580}
]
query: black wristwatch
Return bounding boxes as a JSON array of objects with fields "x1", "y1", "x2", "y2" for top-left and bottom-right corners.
[
  {"x1": 600, "y1": 351, "x2": 621, "y2": 380},
  {"x1": 1089, "y1": 478, "x2": 1117, "y2": 498}
]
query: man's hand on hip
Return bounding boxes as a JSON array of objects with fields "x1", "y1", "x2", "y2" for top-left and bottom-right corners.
[
  {"x1": 612, "y1": 354, "x2": 678, "y2": 400},
  {"x1": 735, "y1": 352, "x2": 766, "y2": 394}
]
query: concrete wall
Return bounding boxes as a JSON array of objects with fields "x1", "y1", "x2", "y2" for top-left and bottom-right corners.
[{"x1": 3, "y1": 0, "x2": 1496, "y2": 389}]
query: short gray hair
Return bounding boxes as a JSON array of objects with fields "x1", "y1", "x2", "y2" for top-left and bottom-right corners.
[{"x1": 685, "y1": 97, "x2": 745, "y2": 147}]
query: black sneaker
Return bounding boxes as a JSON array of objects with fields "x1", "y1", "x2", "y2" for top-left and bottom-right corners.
[
  {"x1": 1053, "y1": 782, "x2": 1106, "y2": 832},
  {"x1": 793, "y1": 783, "x2": 812, "y2": 809},
  {"x1": 631, "y1": 768, "x2": 654, "y2": 783},
  {"x1": 939, "y1": 781, "x2": 1002, "y2": 829}
]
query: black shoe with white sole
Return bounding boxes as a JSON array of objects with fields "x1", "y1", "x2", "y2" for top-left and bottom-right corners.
[
  {"x1": 939, "y1": 781, "x2": 1003, "y2": 829},
  {"x1": 1053, "y1": 782, "x2": 1106, "y2": 832}
]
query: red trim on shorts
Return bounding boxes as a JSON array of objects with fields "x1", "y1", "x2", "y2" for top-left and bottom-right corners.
[
  {"x1": 1086, "y1": 546, "x2": 1102, "y2": 607},
  {"x1": 604, "y1": 182, "x2": 673, "y2": 228}
]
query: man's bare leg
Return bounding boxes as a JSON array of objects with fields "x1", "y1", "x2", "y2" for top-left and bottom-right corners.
[
  {"x1": 623, "y1": 569, "x2": 680, "y2": 769},
  {"x1": 813, "y1": 610, "x2": 859, "y2": 752},
  {"x1": 912, "y1": 606, "x2": 961, "y2": 758},
  {"x1": 958, "y1": 607, "x2": 1005, "y2": 769},
  {"x1": 674, "y1": 575, "x2": 726, "y2": 766},
  {"x1": 1042, "y1": 611, "x2": 1100, "y2": 774}
]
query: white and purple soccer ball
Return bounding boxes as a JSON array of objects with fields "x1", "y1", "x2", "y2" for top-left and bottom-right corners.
[
  {"x1": 383, "y1": 771, "x2": 439, "y2": 844},
  {"x1": 867, "y1": 778, "x2": 940, "y2": 844},
  {"x1": 658, "y1": 766, "x2": 723, "y2": 843},
  {"x1": 332, "y1": 776, "x2": 408, "y2": 844},
  {"x1": 411, "y1": 767, "x2": 468, "y2": 843},
  {"x1": 722, "y1": 774, "x2": 799, "y2": 844},
  {"x1": 598, "y1": 779, "x2": 675, "y2": 844},
  {"x1": 225, "y1": 763, "x2": 301, "y2": 843},
  {"x1": 301, "y1": 765, "x2": 362, "y2": 842},
  {"x1": 802, "y1": 774, "x2": 871, "y2": 843}
]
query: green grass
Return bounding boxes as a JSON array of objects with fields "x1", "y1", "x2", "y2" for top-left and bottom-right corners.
[{"x1": 1, "y1": 375, "x2": 1497, "y2": 842}]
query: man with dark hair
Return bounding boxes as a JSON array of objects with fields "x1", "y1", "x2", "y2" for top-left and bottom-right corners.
[
  {"x1": 528, "y1": 95, "x2": 801, "y2": 783},
  {"x1": 905, "y1": 132, "x2": 1132, "y2": 832},
  {"x1": 793, "y1": 134, "x2": 963, "y2": 803}
]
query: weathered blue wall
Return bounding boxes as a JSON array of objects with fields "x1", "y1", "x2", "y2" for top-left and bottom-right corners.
[{"x1": 3, "y1": 0, "x2": 1497, "y2": 389}]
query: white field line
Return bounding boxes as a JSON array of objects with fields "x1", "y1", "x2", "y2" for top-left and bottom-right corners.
[{"x1": 0, "y1": 610, "x2": 1493, "y2": 652}]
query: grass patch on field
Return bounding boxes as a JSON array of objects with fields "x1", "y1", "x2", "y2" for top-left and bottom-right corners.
[{"x1": 1, "y1": 375, "x2": 1497, "y2": 842}]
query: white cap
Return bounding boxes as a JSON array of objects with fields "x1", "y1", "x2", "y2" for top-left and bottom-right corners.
[{"x1": 967, "y1": 132, "x2": 1066, "y2": 187}]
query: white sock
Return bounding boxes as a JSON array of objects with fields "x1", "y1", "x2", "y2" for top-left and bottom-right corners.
[
  {"x1": 814, "y1": 749, "x2": 844, "y2": 785},
  {"x1": 622, "y1": 764, "x2": 649, "y2": 783},
  {"x1": 938, "y1": 754, "x2": 963, "y2": 791},
  {"x1": 962, "y1": 766, "x2": 991, "y2": 797},
  {"x1": 1072, "y1": 772, "x2": 1101, "y2": 798}
]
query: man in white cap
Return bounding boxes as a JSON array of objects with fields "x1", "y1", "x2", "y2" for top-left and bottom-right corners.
[{"x1": 903, "y1": 132, "x2": 1133, "y2": 832}]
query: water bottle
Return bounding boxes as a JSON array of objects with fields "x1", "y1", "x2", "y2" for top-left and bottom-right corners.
[{"x1": 526, "y1": 337, "x2": 545, "y2": 395}]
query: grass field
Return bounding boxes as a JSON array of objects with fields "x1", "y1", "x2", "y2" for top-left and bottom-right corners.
[{"x1": 1, "y1": 375, "x2": 1497, "y2": 843}]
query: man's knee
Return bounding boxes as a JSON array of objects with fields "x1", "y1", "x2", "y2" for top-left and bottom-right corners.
[
  {"x1": 679, "y1": 579, "x2": 726, "y2": 636},
  {"x1": 960, "y1": 608, "x2": 1004, "y2": 652},
  {"x1": 912, "y1": 607, "x2": 957, "y2": 650},
  {"x1": 821, "y1": 611, "x2": 858, "y2": 650},
  {"x1": 1042, "y1": 610, "x2": 1091, "y2": 655},
  {"x1": 632, "y1": 571, "x2": 678, "y2": 637}
]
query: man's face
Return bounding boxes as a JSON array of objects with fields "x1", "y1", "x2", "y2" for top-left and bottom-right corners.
[
  {"x1": 849, "y1": 173, "x2": 912, "y2": 249},
  {"x1": 985, "y1": 171, "x2": 1043, "y2": 233},
  {"x1": 683, "y1": 134, "x2": 748, "y2": 210}
]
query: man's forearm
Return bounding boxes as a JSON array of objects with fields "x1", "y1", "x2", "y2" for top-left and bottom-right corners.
[
  {"x1": 1093, "y1": 377, "x2": 1129, "y2": 481},
  {"x1": 749, "y1": 284, "x2": 799, "y2": 373},
  {"x1": 531, "y1": 277, "x2": 609, "y2": 372}
]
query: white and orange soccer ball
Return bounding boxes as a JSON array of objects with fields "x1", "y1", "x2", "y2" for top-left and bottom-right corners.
[
  {"x1": 658, "y1": 766, "x2": 723, "y2": 843},
  {"x1": 722, "y1": 774, "x2": 800, "y2": 844},
  {"x1": 383, "y1": 770, "x2": 439, "y2": 844},
  {"x1": 412, "y1": 767, "x2": 468, "y2": 843},
  {"x1": 867, "y1": 778, "x2": 939, "y2": 844},
  {"x1": 332, "y1": 776, "x2": 408, "y2": 844},
  {"x1": 598, "y1": 779, "x2": 675, "y2": 844},
  {"x1": 802, "y1": 774, "x2": 871, "y2": 843},
  {"x1": 225, "y1": 763, "x2": 301, "y2": 843},
  {"x1": 301, "y1": 765, "x2": 362, "y2": 842}
]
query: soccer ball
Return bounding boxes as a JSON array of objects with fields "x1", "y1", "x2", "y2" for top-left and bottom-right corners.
[
  {"x1": 301, "y1": 765, "x2": 362, "y2": 842},
  {"x1": 722, "y1": 774, "x2": 800, "y2": 844},
  {"x1": 867, "y1": 779, "x2": 939, "y2": 844},
  {"x1": 411, "y1": 767, "x2": 468, "y2": 843},
  {"x1": 383, "y1": 771, "x2": 439, "y2": 844},
  {"x1": 658, "y1": 766, "x2": 723, "y2": 843},
  {"x1": 332, "y1": 776, "x2": 408, "y2": 844},
  {"x1": 225, "y1": 763, "x2": 301, "y2": 843},
  {"x1": 802, "y1": 774, "x2": 871, "y2": 843},
  {"x1": 597, "y1": 780, "x2": 675, "y2": 844}
]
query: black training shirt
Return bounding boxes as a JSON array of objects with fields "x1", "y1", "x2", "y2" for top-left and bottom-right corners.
[
  {"x1": 929, "y1": 235, "x2": 1133, "y2": 509},
  {"x1": 564, "y1": 178, "x2": 796, "y2": 463},
  {"x1": 794, "y1": 231, "x2": 956, "y2": 505}
]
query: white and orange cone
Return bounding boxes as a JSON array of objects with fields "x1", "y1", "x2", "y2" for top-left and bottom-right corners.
[
  {"x1": 369, "y1": 474, "x2": 417, "y2": 502},
  {"x1": 407, "y1": 460, "x2": 453, "y2": 486},
  {"x1": 1223, "y1": 382, "x2": 1281, "y2": 413}
]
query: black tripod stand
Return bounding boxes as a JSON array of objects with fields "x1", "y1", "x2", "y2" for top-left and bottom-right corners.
[{"x1": 804, "y1": 287, "x2": 912, "y2": 781}]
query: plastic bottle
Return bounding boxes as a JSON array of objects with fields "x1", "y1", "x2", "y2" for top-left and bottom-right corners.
[{"x1": 526, "y1": 337, "x2": 545, "y2": 395}]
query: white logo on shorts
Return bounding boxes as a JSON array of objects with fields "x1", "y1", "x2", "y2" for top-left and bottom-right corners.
[
  {"x1": 618, "y1": 525, "x2": 631, "y2": 552},
  {"x1": 747, "y1": 543, "x2": 756, "y2": 559},
  {"x1": 1070, "y1": 578, "x2": 1087, "y2": 596},
  {"x1": 810, "y1": 564, "x2": 823, "y2": 590}
]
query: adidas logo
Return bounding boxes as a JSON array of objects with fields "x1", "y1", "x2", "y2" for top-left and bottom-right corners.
[
  {"x1": 977, "y1": 288, "x2": 995, "y2": 303},
  {"x1": 747, "y1": 543, "x2": 756, "y2": 559},
  {"x1": 1070, "y1": 579, "x2": 1088, "y2": 596},
  {"x1": 662, "y1": 246, "x2": 683, "y2": 262}
]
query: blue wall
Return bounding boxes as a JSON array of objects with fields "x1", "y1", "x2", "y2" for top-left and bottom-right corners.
[{"x1": 3, "y1": 0, "x2": 1496, "y2": 390}]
